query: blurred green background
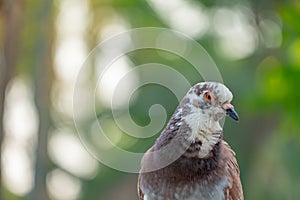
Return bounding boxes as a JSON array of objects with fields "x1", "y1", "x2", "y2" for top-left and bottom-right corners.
[{"x1": 1, "y1": 0, "x2": 300, "y2": 200}]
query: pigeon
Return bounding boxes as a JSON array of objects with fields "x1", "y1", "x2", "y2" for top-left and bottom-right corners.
[{"x1": 138, "y1": 82, "x2": 243, "y2": 200}]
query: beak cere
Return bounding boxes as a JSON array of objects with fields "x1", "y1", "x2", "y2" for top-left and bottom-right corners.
[{"x1": 226, "y1": 107, "x2": 239, "y2": 121}]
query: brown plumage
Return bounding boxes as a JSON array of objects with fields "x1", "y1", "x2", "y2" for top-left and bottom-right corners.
[{"x1": 138, "y1": 82, "x2": 243, "y2": 200}]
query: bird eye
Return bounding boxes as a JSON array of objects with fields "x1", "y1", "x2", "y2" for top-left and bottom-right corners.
[{"x1": 204, "y1": 92, "x2": 213, "y2": 102}]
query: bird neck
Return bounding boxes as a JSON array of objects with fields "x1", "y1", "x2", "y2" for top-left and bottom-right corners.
[
  {"x1": 154, "y1": 105, "x2": 223, "y2": 160},
  {"x1": 181, "y1": 108, "x2": 223, "y2": 158}
]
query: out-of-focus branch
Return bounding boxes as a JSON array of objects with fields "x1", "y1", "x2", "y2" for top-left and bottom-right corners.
[
  {"x1": 0, "y1": 0, "x2": 24, "y2": 198},
  {"x1": 29, "y1": 0, "x2": 53, "y2": 200}
]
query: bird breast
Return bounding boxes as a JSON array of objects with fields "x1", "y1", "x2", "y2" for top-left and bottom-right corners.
[{"x1": 141, "y1": 175, "x2": 231, "y2": 200}]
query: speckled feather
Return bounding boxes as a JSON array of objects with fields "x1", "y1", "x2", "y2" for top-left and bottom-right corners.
[{"x1": 138, "y1": 82, "x2": 244, "y2": 200}]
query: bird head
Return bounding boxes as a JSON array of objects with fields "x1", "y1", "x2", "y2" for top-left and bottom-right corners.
[
  {"x1": 187, "y1": 82, "x2": 238, "y2": 121},
  {"x1": 179, "y1": 82, "x2": 238, "y2": 144}
]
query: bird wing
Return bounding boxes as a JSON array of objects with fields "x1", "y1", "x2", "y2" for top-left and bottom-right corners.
[
  {"x1": 138, "y1": 147, "x2": 154, "y2": 200},
  {"x1": 222, "y1": 141, "x2": 244, "y2": 200},
  {"x1": 137, "y1": 174, "x2": 144, "y2": 200}
]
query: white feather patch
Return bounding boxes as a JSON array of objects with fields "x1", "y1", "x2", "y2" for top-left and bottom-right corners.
[{"x1": 182, "y1": 105, "x2": 222, "y2": 157}]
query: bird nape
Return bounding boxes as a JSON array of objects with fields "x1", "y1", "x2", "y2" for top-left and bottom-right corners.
[{"x1": 138, "y1": 82, "x2": 243, "y2": 200}]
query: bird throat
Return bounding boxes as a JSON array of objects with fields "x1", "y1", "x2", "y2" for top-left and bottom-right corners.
[
  {"x1": 181, "y1": 109, "x2": 223, "y2": 159},
  {"x1": 181, "y1": 129, "x2": 223, "y2": 159}
]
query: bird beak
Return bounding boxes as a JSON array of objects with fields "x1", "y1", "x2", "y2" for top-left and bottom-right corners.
[{"x1": 223, "y1": 103, "x2": 239, "y2": 121}]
